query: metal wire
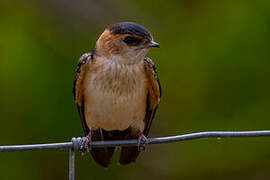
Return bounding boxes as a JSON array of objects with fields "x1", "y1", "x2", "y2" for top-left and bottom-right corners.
[
  {"x1": 69, "y1": 148, "x2": 75, "y2": 180},
  {"x1": 1, "y1": 130, "x2": 270, "y2": 180},
  {"x1": 1, "y1": 130, "x2": 270, "y2": 152}
]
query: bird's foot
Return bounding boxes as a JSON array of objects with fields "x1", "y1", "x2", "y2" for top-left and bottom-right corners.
[
  {"x1": 80, "y1": 132, "x2": 92, "y2": 155},
  {"x1": 138, "y1": 132, "x2": 148, "y2": 151}
]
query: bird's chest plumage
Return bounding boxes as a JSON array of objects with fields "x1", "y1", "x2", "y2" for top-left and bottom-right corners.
[{"x1": 83, "y1": 59, "x2": 148, "y2": 131}]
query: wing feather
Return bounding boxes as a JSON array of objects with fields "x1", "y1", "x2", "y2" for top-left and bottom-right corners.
[
  {"x1": 73, "y1": 52, "x2": 93, "y2": 135},
  {"x1": 143, "y1": 57, "x2": 161, "y2": 136}
]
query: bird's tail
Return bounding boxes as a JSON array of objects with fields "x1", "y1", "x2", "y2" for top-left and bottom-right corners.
[
  {"x1": 90, "y1": 129, "x2": 116, "y2": 168},
  {"x1": 118, "y1": 147, "x2": 140, "y2": 165},
  {"x1": 91, "y1": 129, "x2": 130, "y2": 168},
  {"x1": 118, "y1": 128, "x2": 141, "y2": 165},
  {"x1": 90, "y1": 128, "x2": 143, "y2": 167}
]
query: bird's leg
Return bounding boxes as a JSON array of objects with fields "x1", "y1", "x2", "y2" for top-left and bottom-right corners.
[
  {"x1": 80, "y1": 129, "x2": 92, "y2": 155},
  {"x1": 138, "y1": 131, "x2": 148, "y2": 151}
]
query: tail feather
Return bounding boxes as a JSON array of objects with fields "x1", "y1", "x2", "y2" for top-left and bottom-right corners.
[
  {"x1": 118, "y1": 128, "x2": 141, "y2": 165},
  {"x1": 90, "y1": 129, "x2": 127, "y2": 168},
  {"x1": 89, "y1": 128, "x2": 143, "y2": 167},
  {"x1": 90, "y1": 147, "x2": 115, "y2": 168},
  {"x1": 90, "y1": 129, "x2": 115, "y2": 168},
  {"x1": 118, "y1": 146, "x2": 140, "y2": 165}
]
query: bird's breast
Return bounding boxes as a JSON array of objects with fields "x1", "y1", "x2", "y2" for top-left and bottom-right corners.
[{"x1": 83, "y1": 59, "x2": 148, "y2": 131}]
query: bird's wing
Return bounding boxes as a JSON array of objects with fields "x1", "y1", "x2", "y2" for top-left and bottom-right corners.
[
  {"x1": 143, "y1": 57, "x2": 161, "y2": 136},
  {"x1": 73, "y1": 52, "x2": 93, "y2": 135}
]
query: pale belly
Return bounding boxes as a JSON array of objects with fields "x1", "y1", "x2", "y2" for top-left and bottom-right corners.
[{"x1": 83, "y1": 62, "x2": 148, "y2": 131}]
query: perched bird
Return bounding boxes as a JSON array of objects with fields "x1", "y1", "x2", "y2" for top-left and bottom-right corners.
[{"x1": 73, "y1": 22, "x2": 161, "y2": 168}]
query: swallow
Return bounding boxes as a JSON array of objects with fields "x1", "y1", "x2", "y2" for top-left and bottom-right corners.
[{"x1": 73, "y1": 22, "x2": 161, "y2": 168}]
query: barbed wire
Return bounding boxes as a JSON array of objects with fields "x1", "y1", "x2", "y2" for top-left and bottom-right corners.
[{"x1": 1, "y1": 130, "x2": 270, "y2": 180}]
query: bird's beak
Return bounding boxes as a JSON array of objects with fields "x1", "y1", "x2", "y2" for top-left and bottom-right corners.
[{"x1": 147, "y1": 40, "x2": 160, "y2": 48}]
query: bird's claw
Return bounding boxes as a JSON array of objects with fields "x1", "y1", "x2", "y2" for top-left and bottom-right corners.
[
  {"x1": 80, "y1": 133, "x2": 92, "y2": 155},
  {"x1": 138, "y1": 132, "x2": 148, "y2": 151}
]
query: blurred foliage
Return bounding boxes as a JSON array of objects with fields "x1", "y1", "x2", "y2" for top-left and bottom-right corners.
[{"x1": 0, "y1": 0, "x2": 270, "y2": 179}]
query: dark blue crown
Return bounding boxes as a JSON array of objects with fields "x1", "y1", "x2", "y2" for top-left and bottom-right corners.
[{"x1": 108, "y1": 22, "x2": 151, "y2": 39}]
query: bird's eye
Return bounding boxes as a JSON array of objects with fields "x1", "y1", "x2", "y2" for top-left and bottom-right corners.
[{"x1": 123, "y1": 36, "x2": 141, "y2": 45}]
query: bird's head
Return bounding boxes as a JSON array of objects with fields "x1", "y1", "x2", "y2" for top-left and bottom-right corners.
[{"x1": 95, "y1": 22, "x2": 160, "y2": 64}]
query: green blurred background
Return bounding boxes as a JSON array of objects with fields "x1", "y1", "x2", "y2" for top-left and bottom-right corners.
[{"x1": 1, "y1": 0, "x2": 270, "y2": 179}]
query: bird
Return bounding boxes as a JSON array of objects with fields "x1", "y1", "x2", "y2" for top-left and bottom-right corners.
[{"x1": 73, "y1": 22, "x2": 161, "y2": 168}]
